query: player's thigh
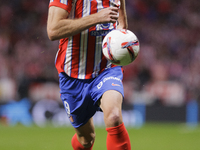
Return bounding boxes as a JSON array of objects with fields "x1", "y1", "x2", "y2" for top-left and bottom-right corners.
[
  {"x1": 75, "y1": 117, "x2": 95, "y2": 142},
  {"x1": 99, "y1": 90, "x2": 123, "y2": 126},
  {"x1": 100, "y1": 90, "x2": 123, "y2": 112}
]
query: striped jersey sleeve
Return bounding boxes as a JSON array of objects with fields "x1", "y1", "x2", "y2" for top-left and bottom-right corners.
[{"x1": 49, "y1": 0, "x2": 73, "y2": 13}]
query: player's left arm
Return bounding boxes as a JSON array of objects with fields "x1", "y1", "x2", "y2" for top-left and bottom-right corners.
[{"x1": 117, "y1": 0, "x2": 128, "y2": 29}]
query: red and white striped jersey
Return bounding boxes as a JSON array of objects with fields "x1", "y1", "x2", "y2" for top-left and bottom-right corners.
[{"x1": 49, "y1": 0, "x2": 119, "y2": 79}]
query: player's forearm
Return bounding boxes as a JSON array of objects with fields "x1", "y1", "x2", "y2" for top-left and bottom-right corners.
[
  {"x1": 48, "y1": 14, "x2": 99, "y2": 41},
  {"x1": 117, "y1": 0, "x2": 128, "y2": 29},
  {"x1": 47, "y1": 6, "x2": 119, "y2": 41}
]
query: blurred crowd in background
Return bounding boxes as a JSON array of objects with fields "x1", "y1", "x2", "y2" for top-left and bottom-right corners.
[{"x1": 0, "y1": 0, "x2": 200, "y2": 107}]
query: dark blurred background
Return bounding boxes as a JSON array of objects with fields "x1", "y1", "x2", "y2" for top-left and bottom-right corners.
[{"x1": 0, "y1": 0, "x2": 199, "y2": 127}]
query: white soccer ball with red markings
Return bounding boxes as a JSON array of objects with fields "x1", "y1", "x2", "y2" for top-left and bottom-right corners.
[{"x1": 102, "y1": 29, "x2": 140, "y2": 66}]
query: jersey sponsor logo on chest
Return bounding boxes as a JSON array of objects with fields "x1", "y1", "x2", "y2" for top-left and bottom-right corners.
[
  {"x1": 91, "y1": 23, "x2": 114, "y2": 36},
  {"x1": 91, "y1": 29, "x2": 113, "y2": 36}
]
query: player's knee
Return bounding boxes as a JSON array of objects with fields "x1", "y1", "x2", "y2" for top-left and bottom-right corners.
[
  {"x1": 81, "y1": 132, "x2": 96, "y2": 148},
  {"x1": 105, "y1": 109, "x2": 122, "y2": 126}
]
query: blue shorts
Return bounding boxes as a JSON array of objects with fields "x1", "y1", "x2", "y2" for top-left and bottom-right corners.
[{"x1": 59, "y1": 66, "x2": 124, "y2": 128}]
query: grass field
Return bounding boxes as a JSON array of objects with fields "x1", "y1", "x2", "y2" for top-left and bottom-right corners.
[{"x1": 0, "y1": 123, "x2": 200, "y2": 150}]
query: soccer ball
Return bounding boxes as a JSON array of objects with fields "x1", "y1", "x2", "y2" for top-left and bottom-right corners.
[{"x1": 102, "y1": 29, "x2": 140, "y2": 66}]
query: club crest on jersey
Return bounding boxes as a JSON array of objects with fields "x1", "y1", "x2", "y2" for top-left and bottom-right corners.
[{"x1": 100, "y1": 23, "x2": 110, "y2": 29}]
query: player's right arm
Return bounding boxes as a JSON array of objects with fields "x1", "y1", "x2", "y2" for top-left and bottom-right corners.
[{"x1": 47, "y1": 6, "x2": 119, "y2": 41}]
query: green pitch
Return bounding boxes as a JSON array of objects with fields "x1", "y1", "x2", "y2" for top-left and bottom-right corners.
[{"x1": 0, "y1": 123, "x2": 199, "y2": 150}]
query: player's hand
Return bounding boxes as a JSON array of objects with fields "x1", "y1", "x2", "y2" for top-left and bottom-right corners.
[{"x1": 96, "y1": 7, "x2": 119, "y2": 24}]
